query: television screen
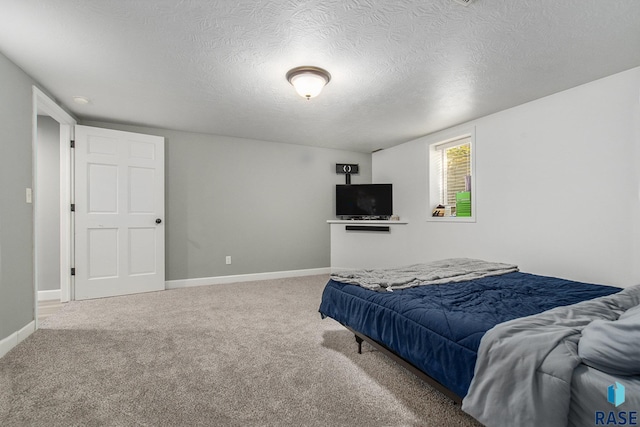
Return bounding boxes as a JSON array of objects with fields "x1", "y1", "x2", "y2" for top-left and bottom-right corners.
[{"x1": 336, "y1": 184, "x2": 392, "y2": 219}]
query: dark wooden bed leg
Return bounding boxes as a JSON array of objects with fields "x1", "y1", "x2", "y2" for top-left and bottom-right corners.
[{"x1": 354, "y1": 334, "x2": 363, "y2": 354}]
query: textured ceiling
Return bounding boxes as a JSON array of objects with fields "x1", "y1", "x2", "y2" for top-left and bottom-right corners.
[{"x1": 1, "y1": 0, "x2": 639, "y2": 153}]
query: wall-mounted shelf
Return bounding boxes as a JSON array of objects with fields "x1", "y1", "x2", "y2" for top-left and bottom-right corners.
[
  {"x1": 328, "y1": 219, "x2": 411, "y2": 269},
  {"x1": 327, "y1": 219, "x2": 408, "y2": 233},
  {"x1": 327, "y1": 220, "x2": 408, "y2": 225}
]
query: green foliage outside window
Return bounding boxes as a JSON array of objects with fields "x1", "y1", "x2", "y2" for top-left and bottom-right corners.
[{"x1": 444, "y1": 143, "x2": 471, "y2": 206}]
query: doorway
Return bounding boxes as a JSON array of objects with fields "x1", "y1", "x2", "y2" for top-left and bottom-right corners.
[
  {"x1": 36, "y1": 115, "x2": 63, "y2": 322},
  {"x1": 32, "y1": 87, "x2": 76, "y2": 327},
  {"x1": 32, "y1": 87, "x2": 166, "y2": 319}
]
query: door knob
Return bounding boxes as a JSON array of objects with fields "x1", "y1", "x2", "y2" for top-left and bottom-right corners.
[{"x1": 155, "y1": 218, "x2": 162, "y2": 224}]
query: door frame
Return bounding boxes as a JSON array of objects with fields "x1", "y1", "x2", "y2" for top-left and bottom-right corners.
[{"x1": 32, "y1": 87, "x2": 77, "y2": 326}]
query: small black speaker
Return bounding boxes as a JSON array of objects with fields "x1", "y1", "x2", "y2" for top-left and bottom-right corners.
[{"x1": 336, "y1": 164, "x2": 359, "y2": 174}]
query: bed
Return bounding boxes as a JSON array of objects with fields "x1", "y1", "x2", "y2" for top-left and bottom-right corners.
[{"x1": 318, "y1": 259, "x2": 640, "y2": 427}]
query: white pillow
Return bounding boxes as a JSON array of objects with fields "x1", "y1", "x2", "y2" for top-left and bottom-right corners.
[{"x1": 578, "y1": 307, "x2": 640, "y2": 376}]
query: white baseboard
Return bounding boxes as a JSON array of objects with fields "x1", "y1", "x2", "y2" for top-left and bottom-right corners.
[
  {"x1": 0, "y1": 321, "x2": 35, "y2": 359},
  {"x1": 38, "y1": 289, "x2": 61, "y2": 301},
  {"x1": 165, "y1": 267, "x2": 331, "y2": 290}
]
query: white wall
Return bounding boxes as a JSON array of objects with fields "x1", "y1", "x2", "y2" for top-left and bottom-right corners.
[
  {"x1": 36, "y1": 116, "x2": 61, "y2": 292},
  {"x1": 353, "y1": 67, "x2": 640, "y2": 287}
]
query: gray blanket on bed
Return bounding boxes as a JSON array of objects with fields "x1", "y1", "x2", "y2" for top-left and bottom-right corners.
[
  {"x1": 462, "y1": 284, "x2": 640, "y2": 427},
  {"x1": 330, "y1": 258, "x2": 518, "y2": 291}
]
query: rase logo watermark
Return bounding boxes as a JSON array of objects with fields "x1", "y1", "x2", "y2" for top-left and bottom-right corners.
[
  {"x1": 610, "y1": 382, "x2": 626, "y2": 408},
  {"x1": 595, "y1": 382, "x2": 637, "y2": 425}
]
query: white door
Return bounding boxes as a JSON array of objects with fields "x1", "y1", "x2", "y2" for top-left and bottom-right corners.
[{"x1": 74, "y1": 125, "x2": 165, "y2": 300}]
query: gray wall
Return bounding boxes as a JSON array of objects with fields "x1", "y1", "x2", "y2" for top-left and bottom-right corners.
[
  {"x1": 36, "y1": 116, "x2": 61, "y2": 292},
  {"x1": 0, "y1": 52, "x2": 37, "y2": 341},
  {"x1": 0, "y1": 46, "x2": 371, "y2": 343},
  {"x1": 82, "y1": 121, "x2": 372, "y2": 281}
]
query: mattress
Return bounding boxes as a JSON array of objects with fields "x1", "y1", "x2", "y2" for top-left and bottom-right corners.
[{"x1": 319, "y1": 271, "x2": 620, "y2": 398}]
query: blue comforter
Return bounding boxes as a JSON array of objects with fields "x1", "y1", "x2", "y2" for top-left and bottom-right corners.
[{"x1": 318, "y1": 272, "x2": 620, "y2": 398}]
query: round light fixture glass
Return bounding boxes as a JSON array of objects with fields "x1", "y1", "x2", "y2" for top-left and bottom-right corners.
[
  {"x1": 72, "y1": 96, "x2": 90, "y2": 105},
  {"x1": 286, "y1": 66, "x2": 331, "y2": 100}
]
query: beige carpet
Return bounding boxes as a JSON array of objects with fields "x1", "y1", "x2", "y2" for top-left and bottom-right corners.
[{"x1": 0, "y1": 275, "x2": 482, "y2": 426}]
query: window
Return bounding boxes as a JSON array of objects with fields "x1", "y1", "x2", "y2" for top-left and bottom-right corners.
[{"x1": 428, "y1": 131, "x2": 475, "y2": 221}]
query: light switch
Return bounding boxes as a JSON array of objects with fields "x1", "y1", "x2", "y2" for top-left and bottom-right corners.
[{"x1": 26, "y1": 188, "x2": 32, "y2": 204}]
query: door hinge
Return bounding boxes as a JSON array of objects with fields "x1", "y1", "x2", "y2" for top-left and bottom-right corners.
[
  {"x1": 71, "y1": 268, "x2": 76, "y2": 276},
  {"x1": 70, "y1": 140, "x2": 75, "y2": 148},
  {"x1": 70, "y1": 203, "x2": 75, "y2": 212}
]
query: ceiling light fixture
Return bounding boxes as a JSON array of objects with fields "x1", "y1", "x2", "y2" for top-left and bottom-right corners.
[
  {"x1": 72, "y1": 96, "x2": 90, "y2": 105},
  {"x1": 286, "y1": 66, "x2": 331, "y2": 100}
]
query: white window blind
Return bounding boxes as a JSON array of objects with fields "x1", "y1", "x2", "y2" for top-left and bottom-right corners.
[{"x1": 435, "y1": 137, "x2": 471, "y2": 207}]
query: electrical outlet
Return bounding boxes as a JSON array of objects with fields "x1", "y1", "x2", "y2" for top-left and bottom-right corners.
[{"x1": 225, "y1": 256, "x2": 231, "y2": 265}]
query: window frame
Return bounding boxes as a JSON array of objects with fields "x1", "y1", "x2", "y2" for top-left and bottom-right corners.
[{"x1": 427, "y1": 127, "x2": 476, "y2": 223}]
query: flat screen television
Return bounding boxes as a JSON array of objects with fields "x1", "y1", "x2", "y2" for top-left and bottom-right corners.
[{"x1": 336, "y1": 184, "x2": 393, "y2": 219}]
